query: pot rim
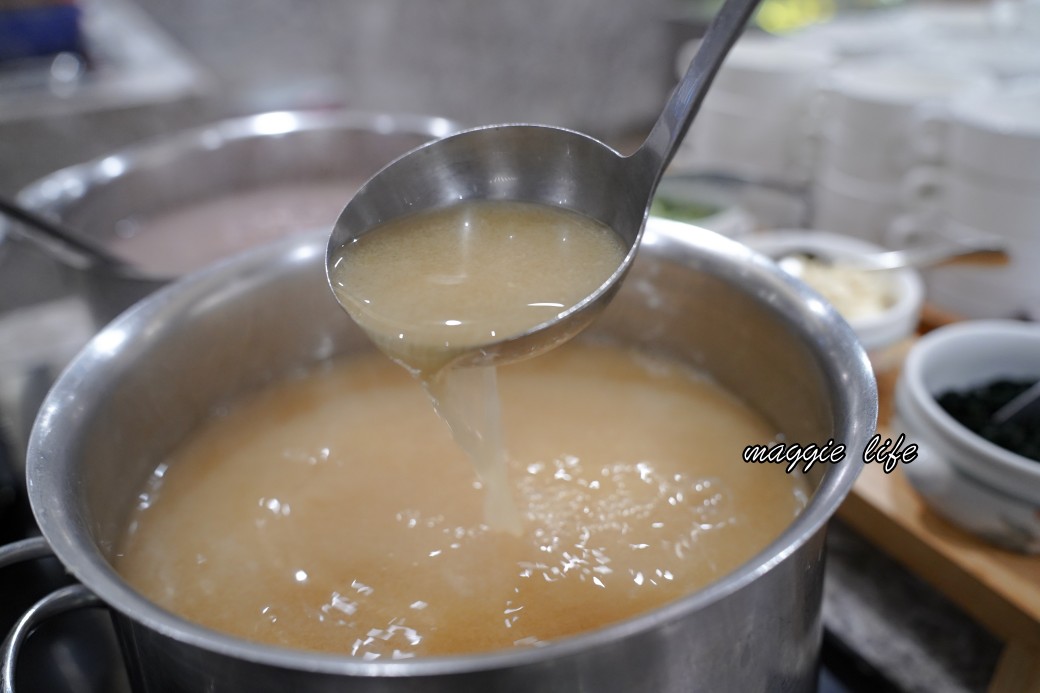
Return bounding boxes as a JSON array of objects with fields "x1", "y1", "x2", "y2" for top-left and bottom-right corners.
[{"x1": 27, "y1": 219, "x2": 875, "y2": 677}]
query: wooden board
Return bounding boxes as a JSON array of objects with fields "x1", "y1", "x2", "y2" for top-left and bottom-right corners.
[
  {"x1": 839, "y1": 457, "x2": 1040, "y2": 648},
  {"x1": 836, "y1": 331, "x2": 1040, "y2": 691}
]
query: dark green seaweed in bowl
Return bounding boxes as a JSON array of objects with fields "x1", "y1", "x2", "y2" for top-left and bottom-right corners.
[{"x1": 937, "y1": 379, "x2": 1040, "y2": 463}]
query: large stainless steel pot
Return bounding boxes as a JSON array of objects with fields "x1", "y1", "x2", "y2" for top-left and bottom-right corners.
[
  {"x1": 14, "y1": 109, "x2": 462, "y2": 329},
  {"x1": 2, "y1": 217, "x2": 876, "y2": 692}
]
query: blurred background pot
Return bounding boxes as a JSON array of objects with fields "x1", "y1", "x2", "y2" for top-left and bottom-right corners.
[
  {"x1": 0, "y1": 108, "x2": 461, "y2": 475},
  {"x1": 14, "y1": 109, "x2": 462, "y2": 330},
  {"x1": 4, "y1": 218, "x2": 876, "y2": 692}
]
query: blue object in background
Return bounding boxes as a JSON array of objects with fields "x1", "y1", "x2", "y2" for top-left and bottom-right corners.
[{"x1": 0, "y1": 4, "x2": 84, "y2": 62}]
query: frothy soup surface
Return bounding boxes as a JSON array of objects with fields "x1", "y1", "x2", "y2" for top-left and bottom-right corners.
[{"x1": 116, "y1": 343, "x2": 807, "y2": 658}]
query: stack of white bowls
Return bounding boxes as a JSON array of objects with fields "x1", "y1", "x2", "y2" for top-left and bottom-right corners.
[
  {"x1": 671, "y1": 35, "x2": 835, "y2": 189},
  {"x1": 811, "y1": 57, "x2": 992, "y2": 245},
  {"x1": 667, "y1": 6, "x2": 1040, "y2": 320},
  {"x1": 909, "y1": 2, "x2": 1040, "y2": 80},
  {"x1": 901, "y1": 80, "x2": 1040, "y2": 320}
]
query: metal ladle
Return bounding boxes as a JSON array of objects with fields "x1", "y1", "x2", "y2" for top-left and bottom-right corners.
[{"x1": 327, "y1": 0, "x2": 763, "y2": 368}]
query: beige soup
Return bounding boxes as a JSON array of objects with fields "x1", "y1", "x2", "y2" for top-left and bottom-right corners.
[{"x1": 115, "y1": 342, "x2": 806, "y2": 659}]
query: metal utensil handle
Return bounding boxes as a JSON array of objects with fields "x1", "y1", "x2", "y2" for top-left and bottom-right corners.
[
  {"x1": 0, "y1": 194, "x2": 131, "y2": 272},
  {"x1": 992, "y1": 379, "x2": 1040, "y2": 427},
  {"x1": 869, "y1": 239, "x2": 1010, "y2": 272},
  {"x1": 631, "y1": 0, "x2": 763, "y2": 187},
  {"x1": 0, "y1": 536, "x2": 104, "y2": 693},
  {"x1": 1, "y1": 585, "x2": 102, "y2": 693}
]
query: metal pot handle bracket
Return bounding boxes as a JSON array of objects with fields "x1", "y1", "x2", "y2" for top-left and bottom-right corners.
[{"x1": 0, "y1": 537, "x2": 104, "y2": 693}]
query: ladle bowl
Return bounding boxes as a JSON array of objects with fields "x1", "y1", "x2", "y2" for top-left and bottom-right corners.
[
  {"x1": 329, "y1": 125, "x2": 646, "y2": 367},
  {"x1": 326, "y1": 0, "x2": 762, "y2": 368}
]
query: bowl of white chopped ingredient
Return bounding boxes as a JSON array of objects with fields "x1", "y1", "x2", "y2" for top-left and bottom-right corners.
[{"x1": 745, "y1": 230, "x2": 924, "y2": 373}]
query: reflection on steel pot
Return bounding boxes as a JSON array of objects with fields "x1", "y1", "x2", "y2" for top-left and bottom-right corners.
[
  {"x1": 9, "y1": 218, "x2": 875, "y2": 692},
  {"x1": 15, "y1": 109, "x2": 462, "y2": 330}
]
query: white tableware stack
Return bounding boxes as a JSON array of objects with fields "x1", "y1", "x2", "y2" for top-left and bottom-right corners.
[
  {"x1": 666, "y1": 6, "x2": 1040, "y2": 322},
  {"x1": 811, "y1": 58, "x2": 992, "y2": 245},
  {"x1": 671, "y1": 35, "x2": 835, "y2": 189},
  {"x1": 909, "y1": 1, "x2": 1040, "y2": 80},
  {"x1": 903, "y1": 80, "x2": 1040, "y2": 320},
  {"x1": 794, "y1": 10, "x2": 923, "y2": 61}
]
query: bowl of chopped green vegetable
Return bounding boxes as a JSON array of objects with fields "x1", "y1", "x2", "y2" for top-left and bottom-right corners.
[
  {"x1": 895, "y1": 320, "x2": 1040, "y2": 553},
  {"x1": 649, "y1": 175, "x2": 756, "y2": 239}
]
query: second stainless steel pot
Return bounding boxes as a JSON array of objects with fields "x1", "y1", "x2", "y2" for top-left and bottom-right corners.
[
  {"x1": 15, "y1": 109, "x2": 462, "y2": 329},
  {"x1": 0, "y1": 108, "x2": 461, "y2": 472}
]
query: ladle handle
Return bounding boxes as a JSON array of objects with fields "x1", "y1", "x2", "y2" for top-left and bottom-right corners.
[
  {"x1": 631, "y1": 0, "x2": 763, "y2": 188},
  {"x1": 0, "y1": 195, "x2": 131, "y2": 271}
]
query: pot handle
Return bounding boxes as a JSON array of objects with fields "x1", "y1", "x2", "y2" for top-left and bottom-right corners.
[
  {"x1": 0, "y1": 537, "x2": 104, "y2": 693},
  {"x1": 0, "y1": 537, "x2": 52, "y2": 569}
]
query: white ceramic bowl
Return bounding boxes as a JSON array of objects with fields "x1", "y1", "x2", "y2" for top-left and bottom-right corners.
[
  {"x1": 744, "y1": 230, "x2": 924, "y2": 370},
  {"x1": 895, "y1": 320, "x2": 1040, "y2": 553}
]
